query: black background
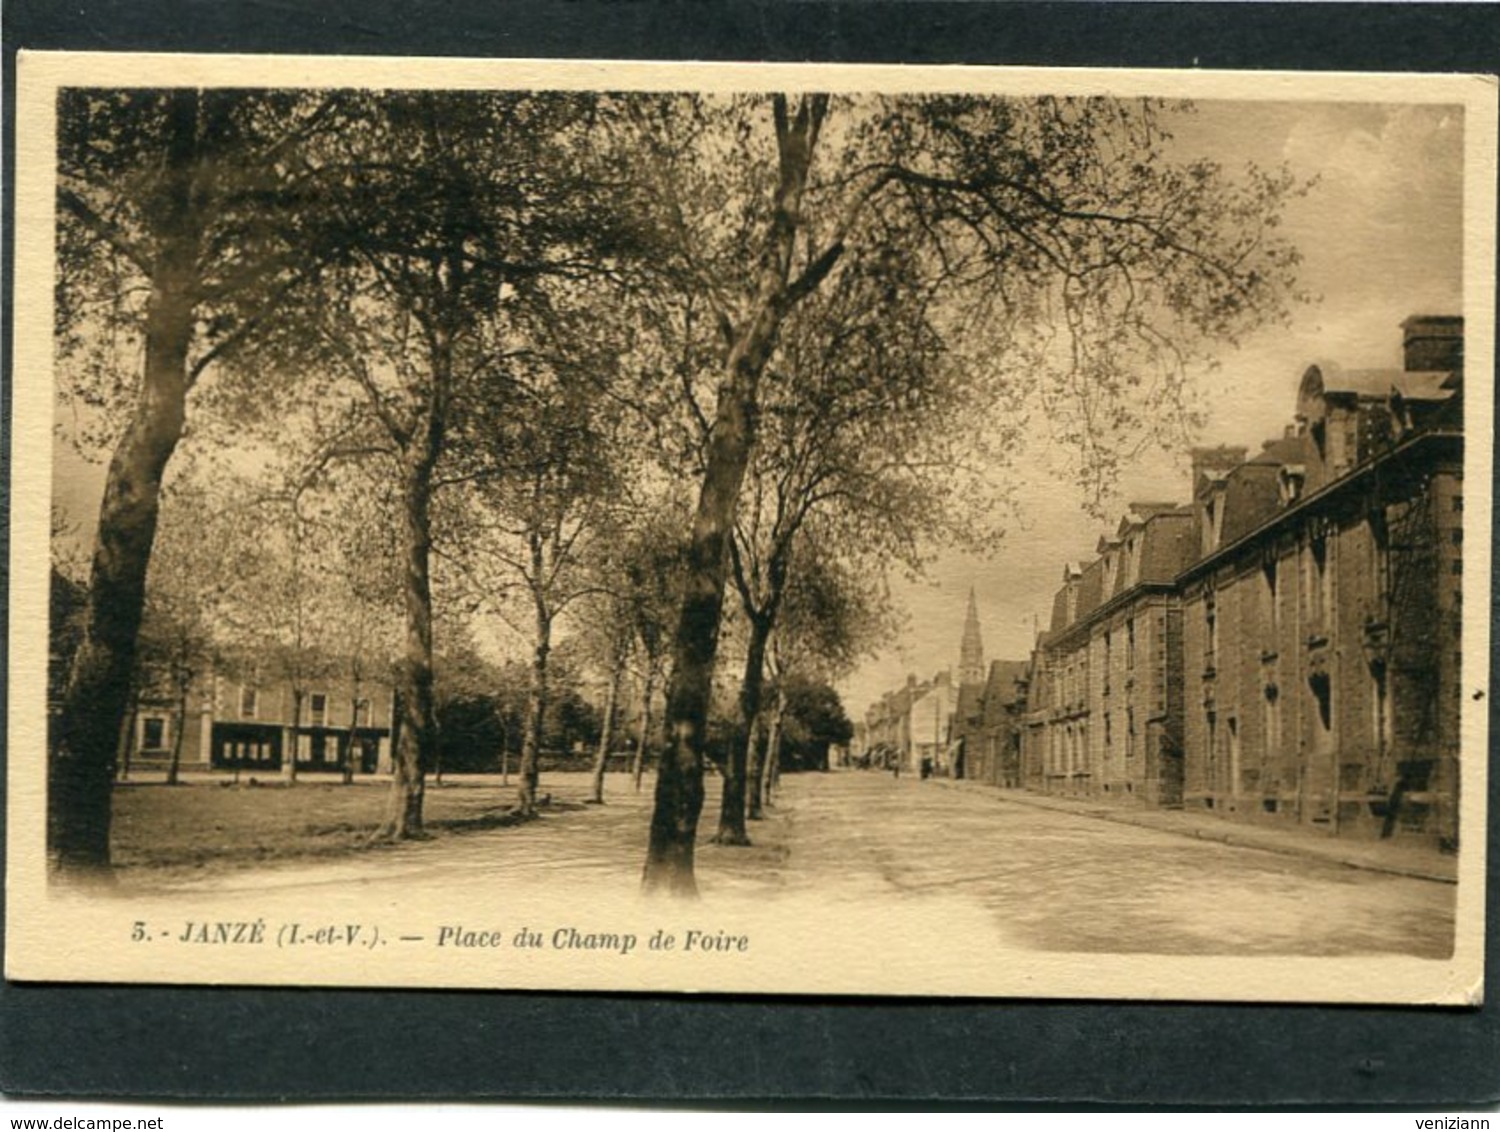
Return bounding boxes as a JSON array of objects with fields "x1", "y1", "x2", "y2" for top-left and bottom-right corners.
[{"x1": 3, "y1": 0, "x2": 1498, "y2": 1107}]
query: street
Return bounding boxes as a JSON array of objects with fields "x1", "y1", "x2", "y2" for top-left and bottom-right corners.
[
  {"x1": 124, "y1": 768, "x2": 1456, "y2": 959},
  {"x1": 765, "y1": 772, "x2": 1456, "y2": 958}
]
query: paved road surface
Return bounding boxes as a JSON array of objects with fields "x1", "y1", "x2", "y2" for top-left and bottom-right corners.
[
  {"x1": 762, "y1": 772, "x2": 1455, "y2": 957},
  {"x1": 128, "y1": 768, "x2": 1454, "y2": 958}
]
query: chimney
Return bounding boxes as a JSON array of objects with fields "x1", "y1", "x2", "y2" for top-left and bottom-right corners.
[
  {"x1": 1402, "y1": 315, "x2": 1463, "y2": 373},
  {"x1": 1190, "y1": 445, "x2": 1249, "y2": 498}
]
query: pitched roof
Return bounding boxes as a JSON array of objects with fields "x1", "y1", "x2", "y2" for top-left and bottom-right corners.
[
  {"x1": 955, "y1": 681, "x2": 985, "y2": 720},
  {"x1": 984, "y1": 659, "x2": 1029, "y2": 697}
]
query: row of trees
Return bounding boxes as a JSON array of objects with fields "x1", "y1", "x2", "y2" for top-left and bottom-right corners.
[{"x1": 50, "y1": 87, "x2": 1305, "y2": 893}]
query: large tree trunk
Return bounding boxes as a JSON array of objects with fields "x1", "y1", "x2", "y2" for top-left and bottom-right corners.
[
  {"x1": 380, "y1": 410, "x2": 442, "y2": 839},
  {"x1": 631, "y1": 662, "x2": 657, "y2": 792},
  {"x1": 715, "y1": 614, "x2": 771, "y2": 845},
  {"x1": 588, "y1": 655, "x2": 623, "y2": 805},
  {"x1": 48, "y1": 92, "x2": 203, "y2": 873},
  {"x1": 515, "y1": 591, "x2": 552, "y2": 817},
  {"x1": 641, "y1": 95, "x2": 831, "y2": 896}
]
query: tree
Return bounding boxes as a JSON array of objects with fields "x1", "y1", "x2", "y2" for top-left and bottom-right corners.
[
  {"x1": 621, "y1": 504, "x2": 693, "y2": 793},
  {"x1": 776, "y1": 677, "x2": 855, "y2": 772},
  {"x1": 315, "y1": 462, "x2": 403, "y2": 784},
  {"x1": 431, "y1": 637, "x2": 504, "y2": 777},
  {"x1": 448, "y1": 309, "x2": 634, "y2": 815},
  {"x1": 49, "y1": 88, "x2": 344, "y2": 871},
  {"x1": 134, "y1": 483, "x2": 232, "y2": 786},
  {"x1": 712, "y1": 233, "x2": 1013, "y2": 843},
  {"x1": 638, "y1": 93, "x2": 1305, "y2": 894},
  {"x1": 302, "y1": 91, "x2": 638, "y2": 837},
  {"x1": 757, "y1": 542, "x2": 893, "y2": 810},
  {"x1": 578, "y1": 587, "x2": 636, "y2": 805}
]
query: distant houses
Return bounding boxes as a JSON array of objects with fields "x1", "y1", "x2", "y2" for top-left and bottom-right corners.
[
  {"x1": 864, "y1": 591, "x2": 1031, "y2": 781},
  {"x1": 863, "y1": 315, "x2": 1465, "y2": 850}
]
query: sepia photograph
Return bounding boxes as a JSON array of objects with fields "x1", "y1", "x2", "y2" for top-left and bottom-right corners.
[{"x1": 7, "y1": 54, "x2": 1493, "y2": 1003}]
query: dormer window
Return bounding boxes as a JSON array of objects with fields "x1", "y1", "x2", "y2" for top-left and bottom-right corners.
[
  {"x1": 1202, "y1": 492, "x2": 1225, "y2": 554},
  {"x1": 1278, "y1": 465, "x2": 1305, "y2": 507}
]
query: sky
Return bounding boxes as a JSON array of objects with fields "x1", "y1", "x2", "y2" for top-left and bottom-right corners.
[
  {"x1": 49, "y1": 95, "x2": 1467, "y2": 724},
  {"x1": 839, "y1": 99, "x2": 1466, "y2": 720}
]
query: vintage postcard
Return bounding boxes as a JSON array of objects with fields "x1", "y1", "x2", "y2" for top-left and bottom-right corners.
[{"x1": 8, "y1": 53, "x2": 1494, "y2": 1003}]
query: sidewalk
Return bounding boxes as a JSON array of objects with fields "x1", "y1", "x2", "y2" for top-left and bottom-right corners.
[{"x1": 929, "y1": 777, "x2": 1458, "y2": 884}]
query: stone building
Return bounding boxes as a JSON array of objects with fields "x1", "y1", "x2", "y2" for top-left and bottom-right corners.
[
  {"x1": 1020, "y1": 315, "x2": 1462, "y2": 847},
  {"x1": 1024, "y1": 498, "x2": 1199, "y2": 803},
  {"x1": 1178, "y1": 316, "x2": 1463, "y2": 844},
  {"x1": 953, "y1": 659, "x2": 1030, "y2": 786}
]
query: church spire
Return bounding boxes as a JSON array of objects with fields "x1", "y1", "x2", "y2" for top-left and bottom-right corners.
[{"x1": 959, "y1": 586, "x2": 985, "y2": 685}]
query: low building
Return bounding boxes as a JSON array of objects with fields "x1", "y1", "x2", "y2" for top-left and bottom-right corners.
[{"x1": 122, "y1": 667, "x2": 396, "y2": 779}]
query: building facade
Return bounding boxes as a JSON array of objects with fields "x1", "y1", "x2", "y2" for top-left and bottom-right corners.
[
  {"x1": 1179, "y1": 317, "x2": 1462, "y2": 844},
  {"x1": 1020, "y1": 314, "x2": 1463, "y2": 847},
  {"x1": 122, "y1": 668, "x2": 396, "y2": 779},
  {"x1": 953, "y1": 659, "x2": 1030, "y2": 786},
  {"x1": 1024, "y1": 498, "x2": 1198, "y2": 805}
]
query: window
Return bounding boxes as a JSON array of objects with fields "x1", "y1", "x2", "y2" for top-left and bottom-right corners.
[
  {"x1": 1206, "y1": 710, "x2": 1218, "y2": 800},
  {"x1": 1310, "y1": 672, "x2": 1333, "y2": 733},
  {"x1": 1369, "y1": 512, "x2": 1390, "y2": 607},
  {"x1": 240, "y1": 685, "x2": 258, "y2": 719},
  {"x1": 354, "y1": 698, "x2": 371, "y2": 727},
  {"x1": 1126, "y1": 618, "x2": 1136, "y2": 670},
  {"x1": 1453, "y1": 495, "x2": 1464, "y2": 513},
  {"x1": 1227, "y1": 716, "x2": 1241, "y2": 797},
  {"x1": 1126, "y1": 707, "x2": 1136, "y2": 758},
  {"x1": 142, "y1": 716, "x2": 168, "y2": 751},
  {"x1": 310, "y1": 693, "x2": 328, "y2": 727},
  {"x1": 1278, "y1": 466, "x2": 1305, "y2": 507},
  {"x1": 1371, "y1": 664, "x2": 1389, "y2": 758},
  {"x1": 1307, "y1": 533, "x2": 1332, "y2": 626},
  {"x1": 1262, "y1": 684, "x2": 1280, "y2": 762},
  {"x1": 1261, "y1": 557, "x2": 1279, "y2": 631},
  {"x1": 1204, "y1": 594, "x2": 1218, "y2": 670}
]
